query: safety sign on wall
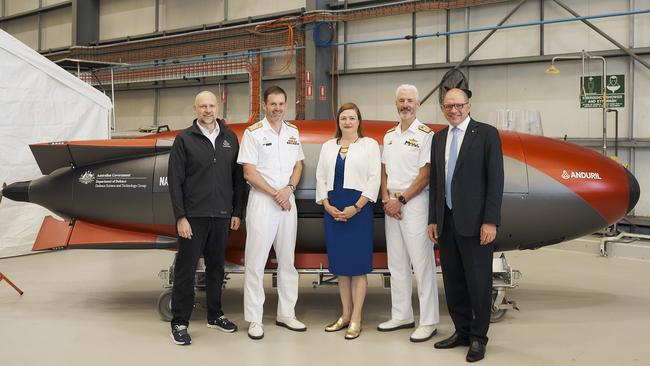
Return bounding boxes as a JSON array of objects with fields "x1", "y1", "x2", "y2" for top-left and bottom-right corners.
[{"x1": 580, "y1": 74, "x2": 625, "y2": 108}]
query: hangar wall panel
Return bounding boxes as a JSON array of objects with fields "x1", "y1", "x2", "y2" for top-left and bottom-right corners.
[
  {"x1": 43, "y1": 0, "x2": 69, "y2": 5},
  {"x1": 338, "y1": 70, "x2": 445, "y2": 124},
  {"x1": 4, "y1": 16, "x2": 38, "y2": 50},
  {"x1": 633, "y1": 150, "x2": 650, "y2": 216},
  {"x1": 543, "y1": 0, "x2": 629, "y2": 55},
  {"x1": 635, "y1": 0, "x2": 650, "y2": 47},
  {"x1": 471, "y1": 58, "x2": 631, "y2": 139},
  {"x1": 338, "y1": 58, "x2": 633, "y2": 141},
  {"x1": 227, "y1": 0, "x2": 304, "y2": 19},
  {"x1": 263, "y1": 52, "x2": 296, "y2": 76},
  {"x1": 158, "y1": 87, "x2": 199, "y2": 131},
  {"x1": 222, "y1": 83, "x2": 250, "y2": 124},
  {"x1": 448, "y1": 8, "x2": 469, "y2": 63},
  {"x1": 415, "y1": 10, "x2": 447, "y2": 65},
  {"x1": 159, "y1": 0, "x2": 225, "y2": 31},
  {"x1": 41, "y1": 7, "x2": 71, "y2": 50},
  {"x1": 633, "y1": 56, "x2": 650, "y2": 138},
  {"x1": 99, "y1": 0, "x2": 155, "y2": 41},
  {"x1": 5, "y1": 0, "x2": 38, "y2": 16},
  {"x1": 467, "y1": 0, "x2": 540, "y2": 60},
  {"x1": 114, "y1": 89, "x2": 154, "y2": 132},
  {"x1": 342, "y1": 14, "x2": 413, "y2": 69}
]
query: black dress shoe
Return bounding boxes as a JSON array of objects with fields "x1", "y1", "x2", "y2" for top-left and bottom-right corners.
[
  {"x1": 434, "y1": 332, "x2": 470, "y2": 349},
  {"x1": 466, "y1": 340, "x2": 486, "y2": 362}
]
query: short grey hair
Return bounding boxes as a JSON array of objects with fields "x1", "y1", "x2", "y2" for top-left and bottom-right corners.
[{"x1": 395, "y1": 84, "x2": 419, "y2": 102}]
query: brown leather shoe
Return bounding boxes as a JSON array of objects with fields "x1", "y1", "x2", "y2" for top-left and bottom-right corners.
[{"x1": 433, "y1": 332, "x2": 470, "y2": 349}]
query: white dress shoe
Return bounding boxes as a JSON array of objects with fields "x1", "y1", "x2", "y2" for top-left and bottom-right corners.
[
  {"x1": 377, "y1": 318, "x2": 415, "y2": 332},
  {"x1": 276, "y1": 317, "x2": 307, "y2": 331},
  {"x1": 248, "y1": 322, "x2": 264, "y2": 340},
  {"x1": 409, "y1": 325, "x2": 437, "y2": 342}
]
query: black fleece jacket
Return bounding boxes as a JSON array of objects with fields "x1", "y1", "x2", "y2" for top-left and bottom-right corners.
[{"x1": 168, "y1": 119, "x2": 245, "y2": 220}]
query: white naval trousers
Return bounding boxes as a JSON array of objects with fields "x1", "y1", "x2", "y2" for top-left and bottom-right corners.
[
  {"x1": 384, "y1": 191, "x2": 440, "y2": 326},
  {"x1": 244, "y1": 189, "x2": 299, "y2": 323}
]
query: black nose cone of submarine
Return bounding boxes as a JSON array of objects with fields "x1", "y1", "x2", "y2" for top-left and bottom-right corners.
[
  {"x1": 2, "y1": 181, "x2": 31, "y2": 203},
  {"x1": 626, "y1": 168, "x2": 640, "y2": 214}
]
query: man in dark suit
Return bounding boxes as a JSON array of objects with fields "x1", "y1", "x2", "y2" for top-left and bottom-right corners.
[{"x1": 427, "y1": 88, "x2": 504, "y2": 362}]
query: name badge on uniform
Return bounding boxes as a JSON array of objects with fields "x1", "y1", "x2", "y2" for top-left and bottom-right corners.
[
  {"x1": 263, "y1": 142, "x2": 273, "y2": 146},
  {"x1": 404, "y1": 138, "x2": 419, "y2": 148},
  {"x1": 287, "y1": 136, "x2": 300, "y2": 145}
]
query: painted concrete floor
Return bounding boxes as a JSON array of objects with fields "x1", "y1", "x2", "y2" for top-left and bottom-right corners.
[{"x1": 1, "y1": 240, "x2": 649, "y2": 366}]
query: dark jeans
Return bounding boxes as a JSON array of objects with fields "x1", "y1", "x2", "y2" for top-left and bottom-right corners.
[
  {"x1": 439, "y1": 206, "x2": 493, "y2": 345},
  {"x1": 171, "y1": 217, "x2": 230, "y2": 328}
]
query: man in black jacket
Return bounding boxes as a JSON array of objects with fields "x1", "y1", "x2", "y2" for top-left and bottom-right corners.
[
  {"x1": 428, "y1": 88, "x2": 504, "y2": 362},
  {"x1": 167, "y1": 91, "x2": 245, "y2": 345}
]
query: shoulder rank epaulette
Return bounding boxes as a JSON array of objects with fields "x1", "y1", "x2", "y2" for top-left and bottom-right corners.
[
  {"x1": 386, "y1": 126, "x2": 396, "y2": 134},
  {"x1": 284, "y1": 121, "x2": 298, "y2": 129},
  {"x1": 418, "y1": 124, "x2": 432, "y2": 134},
  {"x1": 247, "y1": 122, "x2": 263, "y2": 132}
]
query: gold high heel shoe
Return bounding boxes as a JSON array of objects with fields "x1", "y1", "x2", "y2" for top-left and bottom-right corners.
[
  {"x1": 325, "y1": 317, "x2": 350, "y2": 332},
  {"x1": 344, "y1": 322, "x2": 361, "y2": 339}
]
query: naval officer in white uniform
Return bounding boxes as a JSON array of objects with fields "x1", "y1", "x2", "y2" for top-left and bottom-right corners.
[
  {"x1": 237, "y1": 86, "x2": 306, "y2": 340},
  {"x1": 378, "y1": 84, "x2": 440, "y2": 342}
]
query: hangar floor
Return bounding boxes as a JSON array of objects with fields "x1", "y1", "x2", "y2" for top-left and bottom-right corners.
[{"x1": 1, "y1": 237, "x2": 649, "y2": 366}]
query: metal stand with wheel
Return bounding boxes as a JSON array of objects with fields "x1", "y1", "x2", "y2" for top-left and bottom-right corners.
[
  {"x1": 490, "y1": 254, "x2": 521, "y2": 322},
  {"x1": 156, "y1": 256, "x2": 239, "y2": 321},
  {"x1": 0, "y1": 272, "x2": 24, "y2": 295},
  {"x1": 600, "y1": 230, "x2": 650, "y2": 257},
  {"x1": 154, "y1": 253, "x2": 521, "y2": 323}
]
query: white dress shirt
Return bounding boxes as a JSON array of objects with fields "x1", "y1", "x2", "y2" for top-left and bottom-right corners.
[
  {"x1": 237, "y1": 117, "x2": 305, "y2": 191},
  {"x1": 444, "y1": 115, "x2": 470, "y2": 180},
  {"x1": 315, "y1": 137, "x2": 381, "y2": 204},
  {"x1": 197, "y1": 121, "x2": 220, "y2": 147},
  {"x1": 381, "y1": 118, "x2": 434, "y2": 192}
]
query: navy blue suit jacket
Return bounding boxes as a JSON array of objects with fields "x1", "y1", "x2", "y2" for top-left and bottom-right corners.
[{"x1": 428, "y1": 119, "x2": 504, "y2": 237}]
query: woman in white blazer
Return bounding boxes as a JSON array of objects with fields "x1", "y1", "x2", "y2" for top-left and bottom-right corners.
[{"x1": 315, "y1": 102, "x2": 381, "y2": 339}]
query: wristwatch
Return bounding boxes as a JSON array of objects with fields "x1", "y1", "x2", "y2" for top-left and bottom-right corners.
[
  {"x1": 398, "y1": 195, "x2": 407, "y2": 205},
  {"x1": 287, "y1": 184, "x2": 296, "y2": 192}
]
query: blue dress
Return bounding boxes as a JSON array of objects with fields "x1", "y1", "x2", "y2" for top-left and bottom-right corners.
[{"x1": 324, "y1": 152, "x2": 373, "y2": 276}]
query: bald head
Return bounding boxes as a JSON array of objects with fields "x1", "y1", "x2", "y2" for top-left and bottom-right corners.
[
  {"x1": 443, "y1": 88, "x2": 469, "y2": 103},
  {"x1": 441, "y1": 88, "x2": 471, "y2": 127},
  {"x1": 194, "y1": 91, "x2": 218, "y2": 126},
  {"x1": 195, "y1": 91, "x2": 218, "y2": 106}
]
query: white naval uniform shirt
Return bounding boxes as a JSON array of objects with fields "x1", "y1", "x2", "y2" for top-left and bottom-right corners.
[
  {"x1": 381, "y1": 118, "x2": 434, "y2": 192},
  {"x1": 237, "y1": 117, "x2": 305, "y2": 190},
  {"x1": 197, "y1": 121, "x2": 220, "y2": 147}
]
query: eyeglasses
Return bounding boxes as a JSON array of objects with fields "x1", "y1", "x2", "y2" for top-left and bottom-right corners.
[{"x1": 442, "y1": 103, "x2": 469, "y2": 111}]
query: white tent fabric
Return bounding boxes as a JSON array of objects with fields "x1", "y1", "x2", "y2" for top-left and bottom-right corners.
[{"x1": 0, "y1": 29, "x2": 113, "y2": 258}]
